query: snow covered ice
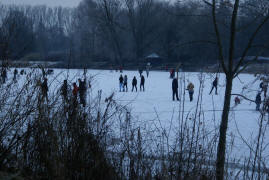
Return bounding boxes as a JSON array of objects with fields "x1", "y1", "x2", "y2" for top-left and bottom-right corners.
[{"x1": 5, "y1": 68, "x2": 269, "y2": 164}]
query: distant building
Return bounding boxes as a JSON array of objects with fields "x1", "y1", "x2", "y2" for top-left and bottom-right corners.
[{"x1": 145, "y1": 53, "x2": 162, "y2": 65}]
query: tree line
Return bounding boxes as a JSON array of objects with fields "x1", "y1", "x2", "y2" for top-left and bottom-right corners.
[{"x1": 0, "y1": 0, "x2": 269, "y2": 68}]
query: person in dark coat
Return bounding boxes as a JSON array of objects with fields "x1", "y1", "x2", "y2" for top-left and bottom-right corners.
[
  {"x1": 78, "y1": 78, "x2": 86, "y2": 107},
  {"x1": 255, "y1": 92, "x2": 262, "y2": 111},
  {"x1": 1, "y1": 68, "x2": 7, "y2": 84},
  {"x1": 140, "y1": 75, "x2": 145, "y2": 91},
  {"x1": 172, "y1": 78, "x2": 179, "y2": 101},
  {"x1": 132, "y1": 76, "x2": 137, "y2": 92},
  {"x1": 61, "y1": 80, "x2": 69, "y2": 102},
  {"x1": 41, "y1": 78, "x2": 48, "y2": 102},
  {"x1": 209, "y1": 77, "x2": 218, "y2": 95},
  {"x1": 123, "y1": 75, "x2": 128, "y2": 92},
  {"x1": 13, "y1": 69, "x2": 18, "y2": 82},
  {"x1": 119, "y1": 74, "x2": 124, "y2": 92}
]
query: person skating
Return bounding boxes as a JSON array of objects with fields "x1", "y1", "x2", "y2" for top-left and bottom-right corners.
[
  {"x1": 140, "y1": 75, "x2": 145, "y2": 91},
  {"x1": 61, "y1": 80, "x2": 69, "y2": 102},
  {"x1": 119, "y1": 74, "x2": 124, "y2": 92},
  {"x1": 187, "y1": 82, "x2": 194, "y2": 102},
  {"x1": 132, "y1": 76, "x2": 137, "y2": 92},
  {"x1": 123, "y1": 75, "x2": 128, "y2": 92},
  {"x1": 172, "y1": 78, "x2": 179, "y2": 101},
  {"x1": 255, "y1": 92, "x2": 262, "y2": 111},
  {"x1": 209, "y1": 77, "x2": 218, "y2": 95},
  {"x1": 78, "y1": 78, "x2": 86, "y2": 107},
  {"x1": 13, "y1": 68, "x2": 18, "y2": 82},
  {"x1": 41, "y1": 78, "x2": 48, "y2": 102}
]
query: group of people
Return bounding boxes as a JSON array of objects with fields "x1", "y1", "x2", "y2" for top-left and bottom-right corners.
[
  {"x1": 119, "y1": 74, "x2": 145, "y2": 92},
  {"x1": 40, "y1": 77, "x2": 88, "y2": 107},
  {"x1": 1, "y1": 68, "x2": 26, "y2": 84},
  {"x1": 172, "y1": 78, "x2": 195, "y2": 101},
  {"x1": 172, "y1": 76, "x2": 219, "y2": 102}
]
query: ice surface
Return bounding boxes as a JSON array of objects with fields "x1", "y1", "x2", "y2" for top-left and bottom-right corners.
[{"x1": 5, "y1": 68, "x2": 269, "y2": 164}]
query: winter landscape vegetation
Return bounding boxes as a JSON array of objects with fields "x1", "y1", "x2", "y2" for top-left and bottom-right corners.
[{"x1": 1, "y1": 0, "x2": 269, "y2": 179}]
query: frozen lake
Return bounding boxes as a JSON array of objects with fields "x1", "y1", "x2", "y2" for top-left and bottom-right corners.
[{"x1": 5, "y1": 68, "x2": 269, "y2": 165}]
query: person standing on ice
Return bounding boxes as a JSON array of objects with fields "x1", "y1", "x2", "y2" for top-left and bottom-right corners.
[
  {"x1": 13, "y1": 68, "x2": 18, "y2": 82},
  {"x1": 119, "y1": 74, "x2": 124, "y2": 92},
  {"x1": 41, "y1": 78, "x2": 48, "y2": 102},
  {"x1": 61, "y1": 80, "x2": 69, "y2": 102},
  {"x1": 255, "y1": 92, "x2": 262, "y2": 111},
  {"x1": 209, "y1": 77, "x2": 218, "y2": 95},
  {"x1": 123, "y1": 75, "x2": 128, "y2": 92},
  {"x1": 140, "y1": 75, "x2": 145, "y2": 91},
  {"x1": 172, "y1": 78, "x2": 179, "y2": 101},
  {"x1": 146, "y1": 63, "x2": 151, "y2": 77},
  {"x1": 187, "y1": 82, "x2": 194, "y2": 102},
  {"x1": 132, "y1": 76, "x2": 137, "y2": 92},
  {"x1": 78, "y1": 78, "x2": 86, "y2": 107}
]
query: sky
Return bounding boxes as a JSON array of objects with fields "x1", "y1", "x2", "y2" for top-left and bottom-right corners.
[{"x1": 0, "y1": 0, "x2": 82, "y2": 7}]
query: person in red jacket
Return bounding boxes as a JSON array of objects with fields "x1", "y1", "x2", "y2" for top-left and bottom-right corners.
[{"x1": 72, "y1": 82, "x2": 79, "y2": 97}]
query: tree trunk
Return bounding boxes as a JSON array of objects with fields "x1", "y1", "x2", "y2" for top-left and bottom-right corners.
[{"x1": 216, "y1": 74, "x2": 233, "y2": 180}]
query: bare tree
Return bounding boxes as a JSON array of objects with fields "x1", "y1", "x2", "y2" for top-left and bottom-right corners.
[{"x1": 204, "y1": 0, "x2": 269, "y2": 179}]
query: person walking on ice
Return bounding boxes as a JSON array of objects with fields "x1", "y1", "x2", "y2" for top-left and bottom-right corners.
[
  {"x1": 172, "y1": 78, "x2": 179, "y2": 101},
  {"x1": 119, "y1": 74, "x2": 124, "y2": 92},
  {"x1": 123, "y1": 75, "x2": 128, "y2": 92},
  {"x1": 187, "y1": 82, "x2": 194, "y2": 102},
  {"x1": 132, "y1": 76, "x2": 137, "y2": 92},
  {"x1": 255, "y1": 92, "x2": 262, "y2": 111},
  {"x1": 209, "y1": 77, "x2": 218, "y2": 95},
  {"x1": 140, "y1": 75, "x2": 145, "y2": 91}
]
